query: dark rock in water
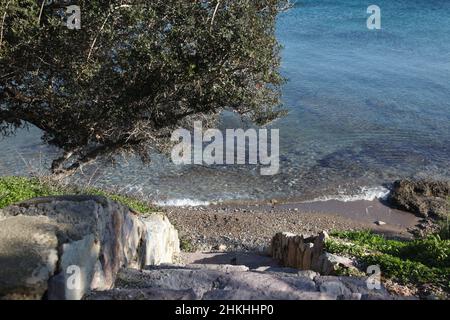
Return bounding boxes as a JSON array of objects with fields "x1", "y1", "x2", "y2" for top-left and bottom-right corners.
[{"x1": 388, "y1": 180, "x2": 450, "y2": 219}]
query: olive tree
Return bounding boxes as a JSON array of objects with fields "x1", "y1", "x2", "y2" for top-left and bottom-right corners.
[{"x1": 0, "y1": 0, "x2": 289, "y2": 175}]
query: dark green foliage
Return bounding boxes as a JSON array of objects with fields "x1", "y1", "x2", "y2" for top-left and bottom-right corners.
[{"x1": 0, "y1": 0, "x2": 288, "y2": 173}]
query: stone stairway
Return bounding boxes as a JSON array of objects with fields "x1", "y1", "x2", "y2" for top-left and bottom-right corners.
[{"x1": 85, "y1": 252, "x2": 395, "y2": 300}]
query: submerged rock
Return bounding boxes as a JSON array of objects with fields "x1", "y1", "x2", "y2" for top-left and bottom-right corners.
[{"x1": 388, "y1": 180, "x2": 450, "y2": 219}]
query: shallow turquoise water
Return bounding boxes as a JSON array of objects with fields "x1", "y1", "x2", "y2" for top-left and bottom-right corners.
[{"x1": 1, "y1": 0, "x2": 449, "y2": 203}]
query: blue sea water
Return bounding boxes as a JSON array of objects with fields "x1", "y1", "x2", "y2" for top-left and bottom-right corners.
[{"x1": 1, "y1": 0, "x2": 449, "y2": 204}]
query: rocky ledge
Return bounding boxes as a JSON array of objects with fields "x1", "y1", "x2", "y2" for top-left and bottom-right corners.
[
  {"x1": 388, "y1": 179, "x2": 450, "y2": 219},
  {"x1": 0, "y1": 196, "x2": 180, "y2": 300},
  {"x1": 85, "y1": 252, "x2": 399, "y2": 300}
]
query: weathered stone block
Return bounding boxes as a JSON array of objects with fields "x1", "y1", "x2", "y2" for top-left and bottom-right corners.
[{"x1": 0, "y1": 196, "x2": 180, "y2": 300}]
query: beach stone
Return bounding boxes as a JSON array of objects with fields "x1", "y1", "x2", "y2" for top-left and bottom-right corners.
[
  {"x1": 319, "y1": 252, "x2": 355, "y2": 275},
  {"x1": 318, "y1": 280, "x2": 352, "y2": 298},
  {"x1": 388, "y1": 180, "x2": 450, "y2": 219},
  {"x1": 315, "y1": 276, "x2": 393, "y2": 300},
  {"x1": 0, "y1": 196, "x2": 180, "y2": 300},
  {"x1": 213, "y1": 244, "x2": 228, "y2": 252},
  {"x1": 297, "y1": 270, "x2": 318, "y2": 280}
]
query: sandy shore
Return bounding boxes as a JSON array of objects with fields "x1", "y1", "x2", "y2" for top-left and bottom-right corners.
[{"x1": 165, "y1": 199, "x2": 421, "y2": 252}]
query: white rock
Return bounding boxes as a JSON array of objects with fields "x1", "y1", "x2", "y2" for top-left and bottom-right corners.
[{"x1": 142, "y1": 214, "x2": 180, "y2": 266}]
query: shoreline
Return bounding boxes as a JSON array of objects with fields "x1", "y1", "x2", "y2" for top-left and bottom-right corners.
[
  {"x1": 153, "y1": 184, "x2": 392, "y2": 207},
  {"x1": 165, "y1": 198, "x2": 420, "y2": 252}
]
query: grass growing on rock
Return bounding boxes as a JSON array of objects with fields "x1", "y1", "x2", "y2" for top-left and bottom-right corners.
[
  {"x1": 325, "y1": 230, "x2": 450, "y2": 293},
  {"x1": 83, "y1": 188, "x2": 156, "y2": 214},
  {"x1": 0, "y1": 176, "x2": 156, "y2": 214}
]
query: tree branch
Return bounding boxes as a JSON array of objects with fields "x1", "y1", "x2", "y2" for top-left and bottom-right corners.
[
  {"x1": 0, "y1": 0, "x2": 12, "y2": 49},
  {"x1": 51, "y1": 138, "x2": 143, "y2": 176}
]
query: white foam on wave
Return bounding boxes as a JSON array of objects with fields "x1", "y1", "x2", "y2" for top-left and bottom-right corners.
[
  {"x1": 153, "y1": 186, "x2": 391, "y2": 207},
  {"x1": 305, "y1": 186, "x2": 391, "y2": 203},
  {"x1": 154, "y1": 199, "x2": 212, "y2": 207}
]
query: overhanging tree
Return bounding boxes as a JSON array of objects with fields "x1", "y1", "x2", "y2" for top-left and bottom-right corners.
[{"x1": 0, "y1": 0, "x2": 289, "y2": 175}]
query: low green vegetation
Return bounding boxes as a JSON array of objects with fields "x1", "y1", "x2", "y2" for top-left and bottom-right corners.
[
  {"x1": 325, "y1": 230, "x2": 450, "y2": 293},
  {"x1": 83, "y1": 188, "x2": 156, "y2": 214},
  {"x1": 179, "y1": 237, "x2": 196, "y2": 253},
  {"x1": 0, "y1": 176, "x2": 63, "y2": 208},
  {"x1": 0, "y1": 176, "x2": 156, "y2": 214}
]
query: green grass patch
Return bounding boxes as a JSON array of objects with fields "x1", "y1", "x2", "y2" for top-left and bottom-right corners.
[
  {"x1": 179, "y1": 237, "x2": 196, "y2": 253},
  {"x1": 325, "y1": 230, "x2": 450, "y2": 292},
  {"x1": 0, "y1": 176, "x2": 64, "y2": 208},
  {"x1": 0, "y1": 176, "x2": 156, "y2": 214}
]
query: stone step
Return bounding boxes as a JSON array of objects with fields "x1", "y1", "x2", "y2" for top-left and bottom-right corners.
[
  {"x1": 180, "y1": 252, "x2": 280, "y2": 269},
  {"x1": 85, "y1": 263, "x2": 396, "y2": 300}
]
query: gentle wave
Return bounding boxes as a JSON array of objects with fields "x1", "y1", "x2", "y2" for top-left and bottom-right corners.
[
  {"x1": 154, "y1": 199, "x2": 212, "y2": 207},
  {"x1": 304, "y1": 186, "x2": 391, "y2": 203},
  {"x1": 155, "y1": 186, "x2": 391, "y2": 207}
]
